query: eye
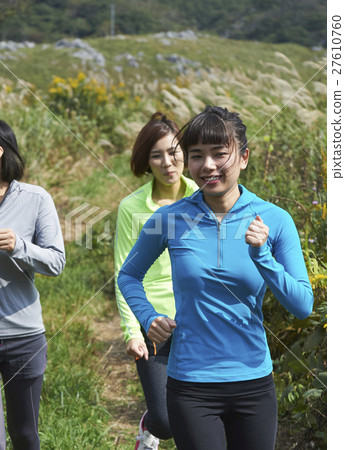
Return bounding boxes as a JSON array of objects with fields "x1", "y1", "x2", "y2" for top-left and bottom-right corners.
[{"x1": 150, "y1": 154, "x2": 161, "y2": 159}]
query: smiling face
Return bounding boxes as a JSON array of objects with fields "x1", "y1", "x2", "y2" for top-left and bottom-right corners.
[
  {"x1": 188, "y1": 142, "x2": 249, "y2": 199},
  {"x1": 148, "y1": 133, "x2": 184, "y2": 187}
]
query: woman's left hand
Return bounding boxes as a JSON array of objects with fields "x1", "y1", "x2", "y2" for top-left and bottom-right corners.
[
  {"x1": 245, "y1": 215, "x2": 269, "y2": 247},
  {"x1": 0, "y1": 228, "x2": 16, "y2": 252}
]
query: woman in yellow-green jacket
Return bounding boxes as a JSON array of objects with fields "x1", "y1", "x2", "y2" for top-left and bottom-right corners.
[{"x1": 114, "y1": 112, "x2": 197, "y2": 450}]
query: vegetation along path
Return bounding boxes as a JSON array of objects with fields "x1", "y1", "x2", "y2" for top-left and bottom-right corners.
[{"x1": 92, "y1": 313, "x2": 147, "y2": 448}]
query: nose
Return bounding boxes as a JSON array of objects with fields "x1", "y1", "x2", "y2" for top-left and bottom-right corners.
[
  {"x1": 202, "y1": 156, "x2": 217, "y2": 171},
  {"x1": 162, "y1": 153, "x2": 173, "y2": 167}
]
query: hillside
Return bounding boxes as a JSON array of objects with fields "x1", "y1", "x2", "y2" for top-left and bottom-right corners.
[
  {"x1": 0, "y1": 33, "x2": 325, "y2": 91},
  {"x1": 0, "y1": 0, "x2": 326, "y2": 47}
]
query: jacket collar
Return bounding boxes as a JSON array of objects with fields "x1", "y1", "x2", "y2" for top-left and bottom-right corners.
[
  {"x1": 0, "y1": 179, "x2": 20, "y2": 210},
  {"x1": 186, "y1": 184, "x2": 257, "y2": 214}
]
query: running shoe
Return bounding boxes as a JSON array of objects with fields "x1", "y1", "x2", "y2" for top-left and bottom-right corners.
[{"x1": 134, "y1": 411, "x2": 160, "y2": 450}]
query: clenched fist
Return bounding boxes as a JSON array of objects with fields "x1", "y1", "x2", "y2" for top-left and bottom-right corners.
[
  {"x1": 0, "y1": 228, "x2": 16, "y2": 252},
  {"x1": 245, "y1": 215, "x2": 269, "y2": 248},
  {"x1": 147, "y1": 316, "x2": 176, "y2": 344}
]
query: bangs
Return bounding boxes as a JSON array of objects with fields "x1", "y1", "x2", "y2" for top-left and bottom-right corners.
[{"x1": 178, "y1": 113, "x2": 234, "y2": 153}]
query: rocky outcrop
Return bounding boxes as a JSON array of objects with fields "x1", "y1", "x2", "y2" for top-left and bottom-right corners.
[{"x1": 55, "y1": 39, "x2": 105, "y2": 67}]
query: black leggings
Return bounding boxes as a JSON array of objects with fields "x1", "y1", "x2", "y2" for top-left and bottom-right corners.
[
  {"x1": 0, "y1": 334, "x2": 47, "y2": 450},
  {"x1": 167, "y1": 374, "x2": 277, "y2": 450},
  {"x1": 2, "y1": 375, "x2": 43, "y2": 450},
  {"x1": 135, "y1": 333, "x2": 172, "y2": 439}
]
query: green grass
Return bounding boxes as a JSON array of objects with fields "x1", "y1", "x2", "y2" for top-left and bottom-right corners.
[{"x1": 35, "y1": 242, "x2": 115, "y2": 448}]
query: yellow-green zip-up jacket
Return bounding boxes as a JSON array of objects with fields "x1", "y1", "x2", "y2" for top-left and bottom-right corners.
[{"x1": 115, "y1": 175, "x2": 197, "y2": 343}]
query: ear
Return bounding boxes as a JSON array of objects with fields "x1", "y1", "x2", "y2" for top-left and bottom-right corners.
[
  {"x1": 0, "y1": 146, "x2": 3, "y2": 159},
  {"x1": 240, "y1": 148, "x2": 249, "y2": 169}
]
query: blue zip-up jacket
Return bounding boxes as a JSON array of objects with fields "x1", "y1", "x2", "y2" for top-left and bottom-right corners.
[
  {"x1": 118, "y1": 185, "x2": 314, "y2": 382},
  {"x1": 0, "y1": 180, "x2": 65, "y2": 338}
]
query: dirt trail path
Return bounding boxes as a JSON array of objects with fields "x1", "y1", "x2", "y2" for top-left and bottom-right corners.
[{"x1": 92, "y1": 313, "x2": 146, "y2": 447}]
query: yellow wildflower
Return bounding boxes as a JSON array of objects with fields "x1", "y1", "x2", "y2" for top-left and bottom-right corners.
[
  {"x1": 68, "y1": 78, "x2": 79, "y2": 89},
  {"x1": 52, "y1": 76, "x2": 66, "y2": 85},
  {"x1": 77, "y1": 72, "x2": 86, "y2": 81}
]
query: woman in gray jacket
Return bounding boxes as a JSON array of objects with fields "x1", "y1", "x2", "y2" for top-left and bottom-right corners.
[{"x1": 0, "y1": 120, "x2": 65, "y2": 449}]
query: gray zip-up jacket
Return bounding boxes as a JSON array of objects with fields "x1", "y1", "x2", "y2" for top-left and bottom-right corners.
[{"x1": 0, "y1": 180, "x2": 65, "y2": 338}]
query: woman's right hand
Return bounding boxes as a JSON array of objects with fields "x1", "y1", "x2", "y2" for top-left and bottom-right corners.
[
  {"x1": 126, "y1": 338, "x2": 149, "y2": 360},
  {"x1": 0, "y1": 228, "x2": 16, "y2": 252},
  {"x1": 147, "y1": 316, "x2": 176, "y2": 344}
]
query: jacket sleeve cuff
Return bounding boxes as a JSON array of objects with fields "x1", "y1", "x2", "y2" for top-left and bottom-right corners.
[
  {"x1": 248, "y1": 242, "x2": 271, "y2": 260},
  {"x1": 9, "y1": 233, "x2": 23, "y2": 257},
  {"x1": 124, "y1": 329, "x2": 144, "y2": 343},
  {"x1": 144, "y1": 314, "x2": 168, "y2": 335}
]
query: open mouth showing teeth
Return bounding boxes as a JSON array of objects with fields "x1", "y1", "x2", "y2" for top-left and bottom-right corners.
[{"x1": 202, "y1": 176, "x2": 221, "y2": 181}]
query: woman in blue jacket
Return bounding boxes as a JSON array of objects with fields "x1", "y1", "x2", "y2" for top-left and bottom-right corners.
[{"x1": 118, "y1": 106, "x2": 313, "y2": 449}]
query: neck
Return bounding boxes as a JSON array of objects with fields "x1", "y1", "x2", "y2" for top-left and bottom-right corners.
[
  {"x1": 203, "y1": 184, "x2": 241, "y2": 219},
  {"x1": 0, "y1": 180, "x2": 9, "y2": 190},
  {"x1": 152, "y1": 178, "x2": 185, "y2": 206},
  {"x1": 0, "y1": 179, "x2": 9, "y2": 203}
]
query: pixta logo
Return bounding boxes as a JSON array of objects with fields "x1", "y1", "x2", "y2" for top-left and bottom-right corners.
[
  {"x1": 130, "y1": 212, "x2": 255, "y2": 240},
  {"x1": 65, "y1": 203, "x2": 111, "y2": 249}
]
